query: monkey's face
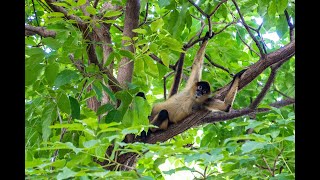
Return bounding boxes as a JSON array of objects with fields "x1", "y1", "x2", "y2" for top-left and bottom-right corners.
[{"x1": 194, "y1": 81, "x2": 211, "y2": 103}]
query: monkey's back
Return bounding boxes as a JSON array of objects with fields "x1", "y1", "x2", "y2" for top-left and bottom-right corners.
[{"x1": 151, "y1": 90, "x2": 194, "y2": 123}]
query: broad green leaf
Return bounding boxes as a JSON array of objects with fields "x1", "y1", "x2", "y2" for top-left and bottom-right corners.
[
  {"x1": 276, "y1": 0, "x2": 288, "y2": 14},
  {"x1": 132, "y1": 28, "x2": 147, "y2": 34},
  {"x1": 104, "y1": 10, "x2": 122, "y2": 17},
  {"x1": 76, "y1": 0, "x2": 86, "y2": 6},
  {"x1": 97, "y1": 103, "x2": 115, "y2": 116},
  {"x1": 158, "y1": 0, "x2": 171, "y2": 8},
  {"x1": 42, "y1": 37, "x2": 60, "y2": 49},
  {"x1": 119, "y1": 49, "x2": 134, "y2": 59},
  {"x1": 105, "y1": 52, "x2": 115, "y2": 66},
  {"x1": 161, "y1": 36, "x2": 184, "y2": 52},
  {"x1": 268, "y1": 1, "x2": 277, "y2": 17},
  {"x1": 86, "y1": 6, "x2": 97, "y2": 15},
  {"x1": 57, "y1": 167, "x2": 77, "y2": 180},
  {"x1": 100, "y1": 82, "x2": 117, "y2": 103},
  {"x1": 83, "y1": 140, "x2": 100, "y2": 148},
  {"x1": 42, "y1": 102, "x2": 57, "y2": 142},
  {"x1": 25, "y1": 53, "x2": 45, "y2": 85},
  {"x1": 92, "y1": 81, "x2": 103, "y2": 101},
  {"x1": 47, "y1": 12, "x2": 65, "y2": 17},
  {"x1": 45, "y1": 62, "x2": 59, "y2": 85},
  {"x1": 159, "y1": 50, "x2": 170, "y2": 67},
  {"x1": 69, "y1": 96, "x2": 80, "y2": 119},
  {"x1": 54, "y1": 70, "x2": 80, "y2": 88},
  {"x1": 150, "y1": 18, "x2": 164, "y2": 32},
  {"x1": 95, "y1": 45, "x2": 103, "y2": 63},
  {"x1": 57, "y1": 93, "x2": 71, "y2": 114},
  {"x1": 241, "y1": 141, "x2": 266, "y2": 153}
]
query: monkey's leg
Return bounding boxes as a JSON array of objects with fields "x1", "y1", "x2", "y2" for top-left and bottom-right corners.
[
  {"x1": 205, "y1": 69, "x2": 246, "y2": 112},
  {"x1": 150, "y1": 109, "x2": 169, "y2": 132}
]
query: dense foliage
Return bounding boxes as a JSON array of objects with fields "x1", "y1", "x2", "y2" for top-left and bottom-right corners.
[{"x1": 25, "y1": 0, "x2": 295, "y2": 179}]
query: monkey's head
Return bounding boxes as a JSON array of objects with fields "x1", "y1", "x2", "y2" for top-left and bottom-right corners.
[{"x1": 194, "y1": 81, "x2": 211, "y2": 103}]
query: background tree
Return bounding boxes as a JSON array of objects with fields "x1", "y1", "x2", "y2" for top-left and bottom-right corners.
[{"x1": 25, "y1": 0, "x2": 295, "y2": 179}]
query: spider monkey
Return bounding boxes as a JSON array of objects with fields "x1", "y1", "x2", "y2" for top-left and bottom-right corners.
[{"x1": 145, "y1": 32, "x2": 247, "y2": 135}]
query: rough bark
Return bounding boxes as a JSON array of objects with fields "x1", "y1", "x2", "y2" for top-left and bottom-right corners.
[{"x1": 117, "y1": 0, "x2": 140, "y2": 86}]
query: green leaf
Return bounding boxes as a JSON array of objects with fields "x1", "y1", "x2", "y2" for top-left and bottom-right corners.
[
  {"x1": 268, "y1": 1, "x2": 277, "y2": 17},
  {"x1": 25, "y1": 53, "x2": 45, "y2": 86},
  {"x1": 132, "y1": 28, "x2": 147, "y2": 34},
  {"x1": 100, "y1": 82, "x2": 117, "y2": 103},
  {"x1": 276, "y1": 0, "x2": 288, "y2": 14},
  {"x1": 92, "y1": 81, "x2": 103, "y2": 101},
  {"x1": 276, "y1": 14, "x2": 288, "y2": 38},
  {"x1": 158, "y1": 0, "x2": 171, "y2": 8},
  {"x1": 159, "y1": 50, "x2": 170, "y2": 67},
  {"x1": 47, "y1": 12, "x2": 65, "y2": 17},
  {"x1": 161, "y1": 36, "x2": 184, "y2": 52},
  {"x1": 45, "y1": 62, "x2": 59, "y2": 85},
  {"x1": 57, "y1": 167, "x2": 77, "y2": 180},
  {"x1": 69, "y1": 96, "x2": 80, "y2": 119},
  {"x1": 50, "y1": 123, "x2": 84, "y2": 131},
  {"x1": 150, "y1": 18, "x2": 164, "y2": 32},
  {"x1": 104, "y1": 10, "x2": 122, "y2": 17},
  {"x1": 57, "y1": 93, "x2": 71, "y2": 114},
  {"x1": 86, "y1": 6, "x2": 97, "y2": 15},
  {"x1": 54, "y1": 70, "x2": 80, "y2": 88},
  {"x1": 83, "y1": 140, "x2": 100, "y2": 148},
  {"x1": 42, "y1": 102, "x2": 57, "y2": 142},
  {"x1": 241, "y1": 141, "x2": 266, "y2": 153},
  {"x1": 95, "y1": 45, "x2": 103, "y2": 63},
  {"x1": 105, "y1": 52, "x2": 115, "y2": 66},
  {"x1": 77, "y1": 0, "x2": 86, "y2": 6},
  {"x1": 42, "y1": 37, "x2": 60, "y2": 49},
  {"x1": 119, "y1": 50, "x2": 134, "y2": 59},
  {"x1": 97, "y1": 103, "x2": 115, "y2": 116}
]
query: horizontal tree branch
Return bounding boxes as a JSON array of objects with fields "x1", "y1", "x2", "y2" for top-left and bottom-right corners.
[
  {"x1": 145, "y1": 98, "x2": 294, "y2": 144},
  {"x1": 25, "y1": 24, "x2": 56, "y2": 37}
]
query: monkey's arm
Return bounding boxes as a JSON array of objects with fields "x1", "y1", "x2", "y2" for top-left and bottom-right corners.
[{"x1": 185, "y1": 40, "x2": 209, "y2": 90}]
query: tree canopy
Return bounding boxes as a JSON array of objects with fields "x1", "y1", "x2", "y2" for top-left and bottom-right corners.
[{"x1": 25, "y1": 0, "x2": 295, "y2": 179}]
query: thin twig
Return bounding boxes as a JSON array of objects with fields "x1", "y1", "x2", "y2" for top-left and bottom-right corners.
[
  {"x1": 209, "y1": 0, "x2": 228, "y2": 17},
  {"x1": 262, "y1": 156, "x2": 273, "y2": 176},
  {"x1": 235, "y1": 26, "x2": 260, "y2": 57},
  {"x1": 284, "y1": 9, "x2": 295, "y2": 41},
  {"x1": 113, "y1": 24, "x2": 123, "y2": 32},
  {"x1": 214, "y1": 20, "x2": 236, "y2": 35},
  {"x1": 93, "y1": 0, "x2": 99, "y2": 8},
  {"x1": 272, "y1": 148, "x2": 284, "y2": 176},
  {"x1": 138, "y1": 1, "x2": 149, "y2": 27},
  {"x1": 31, "y1": 0, "x2": 40, "y2": 26},
  {"x1": 204, "y1": 54, "x2": 233, "y2": 76},
  {"x1": 231, "y1": 0, "x2": 265, "y2": 58},
  {"x1": 187, "y1": 0, "x2": 208, "y2": 17}
]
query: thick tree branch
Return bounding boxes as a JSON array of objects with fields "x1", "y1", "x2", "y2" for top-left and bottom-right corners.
[
  {"x1": 44, "y1": 0, "x2": 86, "y2": 29},
  {"x1": 25, "y1": 24, "x2": 56, "y2": 37},
  {"x1": 117, "y1": 0, "x2": 140, "y2": 87},
  {"x1": 144, "y1": 98, "x2": 294, "y2": 144},
  {"x1": 249, "y1": 64, "x2": 281, "y2": 109},
  {"x1": 214, "y1": 39, "x2": 295, "y2": 99}
]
